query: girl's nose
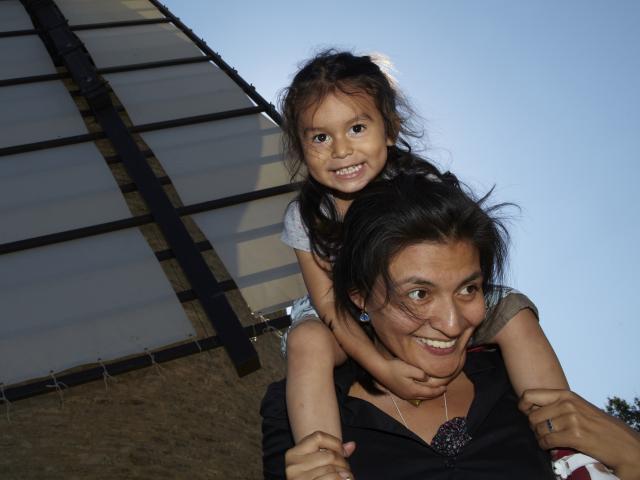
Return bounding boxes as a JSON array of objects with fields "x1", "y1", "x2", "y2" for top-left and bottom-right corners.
[{"x1": 331, "y1": 136, "x2": 353, "y2": 159}]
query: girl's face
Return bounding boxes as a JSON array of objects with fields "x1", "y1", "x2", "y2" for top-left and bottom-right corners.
[
  {"x1": 299, "y1": 91, "x2": 393, "y2": 201},
  {"x1": 352, "y1": 240, "x2": 486, "y2": 381}
]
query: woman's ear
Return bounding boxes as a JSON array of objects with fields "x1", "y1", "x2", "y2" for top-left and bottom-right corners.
[{"x1": 349, "y1": 289, "x2": 365, "y2": 310}]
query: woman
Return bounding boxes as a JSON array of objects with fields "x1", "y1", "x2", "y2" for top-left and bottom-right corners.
[
  {"x1": 262, "y1": 172, "x2": 553, "y2": 479},
  {"x1": 261, "y1": 173, "x2": 639, "y2": 479}
]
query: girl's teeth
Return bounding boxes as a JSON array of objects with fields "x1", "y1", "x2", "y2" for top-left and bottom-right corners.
[
  {"x1": 417, "y1": 338, "x2": 456, "y2": 349},
  {"x1": 335, "y1": 164, "x2": 363, "y2": 175}
]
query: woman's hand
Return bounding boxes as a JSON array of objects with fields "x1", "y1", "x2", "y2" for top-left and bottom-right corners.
[
  {"x1": 376, "y1": 357, "x2": 449, "y2": 401},
  {"x1": 519, "y1": 389, "x2": 640, "y2": 480},
  {"x1": 285, "y1": 431, "x2": 356, "y2": 480}
]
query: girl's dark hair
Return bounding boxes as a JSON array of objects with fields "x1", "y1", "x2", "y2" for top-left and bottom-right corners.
[
  {"x1": 333, "y1": 173, "x2": 511, "y2": 323},
  {"x1": 280, "y1": 49, "x2": 442, "y2": 262}
]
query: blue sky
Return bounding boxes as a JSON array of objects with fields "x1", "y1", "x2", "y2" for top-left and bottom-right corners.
[{"x1": 162, "y1": 0, "x2": 640, "y2": 407}]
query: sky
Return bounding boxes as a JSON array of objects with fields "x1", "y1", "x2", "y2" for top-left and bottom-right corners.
[{"x1": 161, "y1": 0, "x2": 640, "y2": 407}]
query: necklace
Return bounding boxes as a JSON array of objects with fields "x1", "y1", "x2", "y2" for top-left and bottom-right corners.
[
  {"x1": 388, "y1": 391, "x2": 471, "y2": 457},
  {"x1": 389, "y1": 392, "x2": 448, "y2": 428}
]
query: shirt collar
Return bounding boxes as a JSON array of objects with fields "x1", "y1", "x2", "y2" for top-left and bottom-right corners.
[{"x1": 334, "y1": 350, "x2": 511, "y2": 443}]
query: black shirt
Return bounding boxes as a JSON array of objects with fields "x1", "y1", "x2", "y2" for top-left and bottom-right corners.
[{"x1": 261, "y1": 350, "x2": 555, "y2": 479}]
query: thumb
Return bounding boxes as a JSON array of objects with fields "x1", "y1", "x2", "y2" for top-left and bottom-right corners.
[
  {"x1": 401, "y1": 363, "x2": 428, "y2": 381},
  {"x1": 519, "y1": 388, "x2": 564, "y2": 413},
  {"x1": 342, "y1": 441, "x2": 357, "y2": 458}
]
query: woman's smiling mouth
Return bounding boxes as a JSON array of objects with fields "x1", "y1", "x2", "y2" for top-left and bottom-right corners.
[
  {"x1": 414, "y1": 336, "x2": 458, "y2": 357},
  {"x1": 414, "y1": 336, "x2": 457, "y2": 350}
]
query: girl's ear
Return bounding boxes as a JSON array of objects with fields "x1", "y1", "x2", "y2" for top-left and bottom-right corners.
[
  {"x1": 349, "y1": 289, "x2": 365, "y2": 310},
  {"x1": 386, "y1": 116, "x2": 400, "y2": 146}
]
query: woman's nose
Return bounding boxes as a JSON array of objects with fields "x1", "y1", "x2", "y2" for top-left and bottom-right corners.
[
  {"x1": 429, "y1": 299, "x2": 466, "y2": 337},
  {"x1": 331, "y1": 136, "x2": 353, "y2": 159}
]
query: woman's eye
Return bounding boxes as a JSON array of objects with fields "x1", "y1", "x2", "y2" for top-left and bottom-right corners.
[
  {"x1": 350, "y1": 124, "x2": 366, "y2": 135},
  {"x1": 408, "y1": 289, "x2": 428, "y2": 301},
  {"x1": 312, "y1": 133, "x2": 328, "y2": 144},
  {"x1": 459, "y1": 285, "x2": 479, "y2": 296}
]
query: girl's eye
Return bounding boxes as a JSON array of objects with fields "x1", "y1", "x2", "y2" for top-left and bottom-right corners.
[
  {"x1": 408, "y1": 289, "x2": 428, "y2": 301},
  {"x1": 350, "y1": 124, "x2": 366, "y2": 135},
  {"x1": 312, "y1": 133, "x2": 329, "y2": 144}
]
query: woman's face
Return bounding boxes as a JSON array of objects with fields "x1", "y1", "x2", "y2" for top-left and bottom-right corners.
[{"x1": 356, "y1": 240, "x2": 486, "y2": 380}]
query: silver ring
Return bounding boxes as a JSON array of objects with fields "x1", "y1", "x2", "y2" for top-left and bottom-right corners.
[{"x1": 546, "y1": 418, "x2": 554, "y2": 432}]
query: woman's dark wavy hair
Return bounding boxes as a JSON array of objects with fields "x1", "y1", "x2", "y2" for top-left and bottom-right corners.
[
  {"x1": 333, "y1": 172, "x2": 511, "y2": 323},
  {"x1": 279, "y1": 49, "x2": 442, "y2": 262}
]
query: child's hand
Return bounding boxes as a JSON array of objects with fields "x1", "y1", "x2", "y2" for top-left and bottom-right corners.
[
  {"x1": 285, "y1": 431, "x2": 356, "y2": 480},
  {"x1": 378, "y1": 358, "x2": 449, "y2": 401}
]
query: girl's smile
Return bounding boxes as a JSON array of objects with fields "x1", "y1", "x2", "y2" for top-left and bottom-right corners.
[{"x1": 299, "y1": 91, "x2": 393, "y2": 200}]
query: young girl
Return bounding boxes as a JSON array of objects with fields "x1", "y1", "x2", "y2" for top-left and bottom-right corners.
[{"x1": 279, "y1": 49, "x2": 568, "y2": 444}]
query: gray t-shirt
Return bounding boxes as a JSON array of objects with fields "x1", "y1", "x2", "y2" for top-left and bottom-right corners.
[{"x1": 281, "y1": 200, "x2": 311, "y2": 252}]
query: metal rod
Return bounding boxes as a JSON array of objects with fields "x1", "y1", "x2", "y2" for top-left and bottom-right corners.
[
  {"x1": 0, "y1": 183, "x2": 296, "y2": 255},
  {"x1": 148, "y1": 0, "x2": 282, "y2": 125}
]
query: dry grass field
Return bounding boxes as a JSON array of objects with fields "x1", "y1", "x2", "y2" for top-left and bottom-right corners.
[{"x1": 0, "y1": 334, "x2": 285, "y2": 479}]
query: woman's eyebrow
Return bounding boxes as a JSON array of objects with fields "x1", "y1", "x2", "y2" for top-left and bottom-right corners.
[
  {"x1": 396, "y1": 276, "x2": 435, "y2": 287},
  {"x1": 396, "y1": 271, "x2": 483, "y2": 287},
  {"x1": 457, "y1": 271, "x2": 483, "y2": 288}
]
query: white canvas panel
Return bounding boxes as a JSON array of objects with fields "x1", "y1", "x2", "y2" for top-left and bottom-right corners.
[
  {"x1": 141, "y1": 114, "x2": 290, "y2": 205},
  {"x1": 76, "y1": 23, "x2": 203, "y2": 69},
  {"x1": 0, "y1": 228, "x2": 195, "y2": 386},
  {"x1": 55, "y1": 0, "x2": 163, "y2": 25},
  {"x1": 104, "y1": 62, "x2": 254, "y2": 125},
  {"x1": 0, "y1": 81, "x2": 87, "y2": 149},
  {"x1": 0, "y1": 1, "x2": 33, "y2": 31},
  {"x1": 0, "y1": 35, "x2": 57, "y2": 81},
  {"x1": 193, "y1": 193, "x2": 306, "y2": 314},
  {"x1": 0, "y1": 143, "x2": 132, "y2": 244}
]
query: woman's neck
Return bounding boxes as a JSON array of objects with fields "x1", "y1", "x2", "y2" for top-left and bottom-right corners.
[{"x1": 349, "y1": 372, "x2": 474, "y2": 445}]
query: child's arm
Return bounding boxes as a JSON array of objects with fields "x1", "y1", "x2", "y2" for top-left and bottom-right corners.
[
  {"x1": 285, "y1": 316, "x2": 345, "y2": 443},
  {"x1": 285, "y1": 248, "x2": 347, "y2": 443},
  {"x1": 286, "y1": 250, "x2": 447, "y2": 443},
  {"x1": 487, "y1": 294, "x2": 569, "y2": 397}
]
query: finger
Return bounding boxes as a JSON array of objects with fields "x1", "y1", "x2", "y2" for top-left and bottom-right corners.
[
  {"x1": 287, "y1": 449, "x2": 351, "y2": 478},
  {"x1": 286, "y1": 463, "x2": 351, "y2": 480},
  {"x1": 533, "y1": 416, "x2": 564, "y2": 438},
  {"x1": 535, "y1": 430, "x2": 570, "y2": 451},
  {"x1": 412, "y1": 376, "x2": 451, "y2": 388},
  {"x1": 528, "y1": 404, "x2": 562, "y2": 427},
  {"x1": 342, "y1": 441, "x2": 357, "y2": 458},
  {"x1": 294, "y1": 431, "x2": 347, "y2": 456},
  {"x1": 397, "y1": 363, "x2": 430, "y2": 381},
  {"x1": 519, "y1": 388, "x2": 573, "y2": 413},
  {"x1": 314, "y1": 468, "x2": 354, "y2": 480},
  {"x1": 408, "y1": 384, "x2": 448, "y2": 400},
  {"x1": 528, "y1": 396, "x2": 584, "y2": 427}
]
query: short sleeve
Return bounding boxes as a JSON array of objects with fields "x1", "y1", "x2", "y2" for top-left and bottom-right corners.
[
  {"x1": 472, "y1": 288, "x2": 539, "y2": 345},
  {"x1": 281, "y1": 201, "x2": 311, "y2": 252}
]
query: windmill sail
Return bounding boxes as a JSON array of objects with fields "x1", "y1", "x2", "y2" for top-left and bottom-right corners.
[{"x1": 0, "y1": 0, "x2": 304, "y2": 400}]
